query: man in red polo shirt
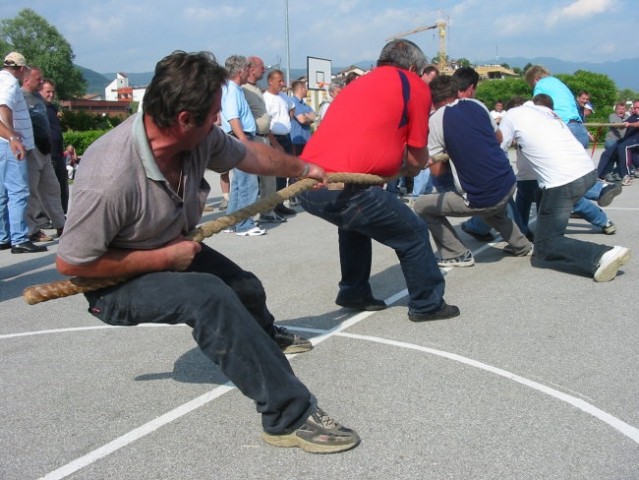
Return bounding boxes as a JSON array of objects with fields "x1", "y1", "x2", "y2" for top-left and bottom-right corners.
[{"x1": 298, "y1": 39, "x2": 458, "y2": 322}]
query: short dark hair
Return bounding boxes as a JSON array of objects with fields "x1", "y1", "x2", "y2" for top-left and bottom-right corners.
[
  {"x1": 291, "y1": 80, "x2": 306, "y2": 92},
  {"x1": 267, "y1": 69, "x2": 284, "y2": 82},
  {"x1": 429, "y1": 75, "x2": 457, "y2": 105},
  {"x1": 376, "y1": 39, "x2": 427, "y2": 73},
  {"x1": 143, "y1": 51, "x2": 227, "y2": 128},
  {"x1": 422, "y1": 65, "x2": 439, "y2": 76},
  {"x1": 505, "y1": 96, "x2": 526, "y2": 110},
  {"x1": 42, "y1": 78, "x2": 56, "y2": 87},
  {"x1": 533, "y1": 93, "x2": 554, "y2": 109},
  {"x1": 452, "y1": 66, "x2": 479, "y2": 93}
]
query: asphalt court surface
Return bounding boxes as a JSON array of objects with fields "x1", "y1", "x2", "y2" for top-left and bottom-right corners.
[{"x1": 1, "y1": 157, "x2": 638, "y2": 480}]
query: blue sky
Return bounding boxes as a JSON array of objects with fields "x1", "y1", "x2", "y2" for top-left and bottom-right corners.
[{"x1": 1, "y1": 0, "x2": 636, "y2": 73}]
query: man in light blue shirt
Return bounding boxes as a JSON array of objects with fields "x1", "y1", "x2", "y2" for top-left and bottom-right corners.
[{"x1": 220, "y1": 55, "x2": 264, "y2": 236}]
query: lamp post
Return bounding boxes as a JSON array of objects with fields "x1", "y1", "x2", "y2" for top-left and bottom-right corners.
[{"x1": 285, "y1": 0, "x2": 291, "y2": 89}]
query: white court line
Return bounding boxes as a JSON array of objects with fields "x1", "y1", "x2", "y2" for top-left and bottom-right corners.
[
  {"x1": 337, "y1": 331, "x2": 639, "y2": 445},
  {"x1": 35, "y1": 310, "x2": 381, "y2": 480},
  {"x1": 601, "y1": 206, "x2": 639, "y2": 211},
  {"x1": 37, "y1": 385, "x2": 235, "y2": 480},
  {"x1": 0, "y1": 323, "x2": 185, "y2": 341},
  {"x1": 25, "y1": 237, "x2": 635, "y2": 479}
]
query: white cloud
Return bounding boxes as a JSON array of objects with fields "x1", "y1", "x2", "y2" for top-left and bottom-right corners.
[{"x1": 561, "y1": 0, "x2": 614, "y2": 17}]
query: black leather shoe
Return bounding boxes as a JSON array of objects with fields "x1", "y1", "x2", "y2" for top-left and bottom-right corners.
[
  {"x1": 336, "y1": 296, "x2": 387, "y2": 311},
  {"x1": 11, "y1": 241, "x2": 48, "y2": 254},
  {"x1": 408, "y1": 301, "x2": 460, "y2": 322},
  {"x1": 0, "y1": 242, "x2": 11, "y2": 250}
]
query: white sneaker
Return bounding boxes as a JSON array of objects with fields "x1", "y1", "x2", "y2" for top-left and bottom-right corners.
[
  {"x1": 594, "y1": 246, "x2": 631, "y2": 282},
  {"x1": 236, "y1": 227, "x2": 266, "y2": 236}
]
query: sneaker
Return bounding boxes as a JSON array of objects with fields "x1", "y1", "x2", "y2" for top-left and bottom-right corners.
[
  {"x1": 611, "y1": 173, "x2": 623, "y2": 182},
  {"x1": 272, "y1": 325, "x2": 313, "y2": 354},
  {"x1": 594, "y1": 246, "x2": 631, "y2": 282},
  {"x1": 258, "y1": 213, "x2": 287, "y2": 224},
  {"x1": 29, "y1": 230, "x2": 53, "y2": 242},
  {"x1": 288, "y1": 197, "x2": 300, "y2": 207},
  {"x1": 634, "y1": 171, "x2": 639, "y2": 179},
  {"x1": 236, "y1": 227, "x2": 266, "y2": 236},
  {"x1": 461, "y1": 223, "x2": 494, "y2": 242},
  {"x1": 218, "y1": 198, "x2": 228, "y2": 211},
  {"x1": 408, "y1": 301, "x2": 461, "y2": 322},
  {"x1": 503, "y1": 243, "x2": 533, "y2": 256},
  {"x1": 261, "y1": 407, "x2": 360, "y2": 454},
  {"x1": 437, "y1": 250, "x2": 475, "y2": 268},
  {"x1": 274, "y1": 204, "x2": 297, "y2": 217},
  {"x1": 602, "y1": 221, "x2": 617, "y2": 235},
  {"x1": 222, "y1": 228, "x2": 236, "y2": 234},
  {"x1": 597, "y1": 183, "x2": 622, "y2": 207},
  {"x1": 621, "y1": 175, "x2": 632, "y2": 186}
]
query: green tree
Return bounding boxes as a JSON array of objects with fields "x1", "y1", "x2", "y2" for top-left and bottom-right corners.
[
  {"x1": 0, "y1": 8, "x2": 86, "y2": 99},
  {"x1": 475, "y1": 77, "x2": 530, "y2": 109},
  {"x1": 618, "y1": 88, "x2": 639, "y2": 103},
  {"x1": 556, "y1": 70, "x2": 616, "y2": 119}
]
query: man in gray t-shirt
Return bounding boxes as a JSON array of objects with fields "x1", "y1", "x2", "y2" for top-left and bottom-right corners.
[{"x1": 56, "y1": 51, "x2": 360, "y2": 454}]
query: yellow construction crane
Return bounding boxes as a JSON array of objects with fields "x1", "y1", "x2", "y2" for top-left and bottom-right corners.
[{"x1": 385, "y1": 20, "x2": 447, "y2": 71}]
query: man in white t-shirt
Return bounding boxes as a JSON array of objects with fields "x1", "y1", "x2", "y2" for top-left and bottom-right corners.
[
  {"x1": 0, "y1": 52, "x2": 47, "y2": 253},
  {"x1": 263, "y1": 69, "x2": 297, "y2": 217},
  {"x1": 490, "y1": 100, "x2": 505, "y2": 125},
  {"x1": 499, "y1": 94, "x2": 631, "y2": 281}
]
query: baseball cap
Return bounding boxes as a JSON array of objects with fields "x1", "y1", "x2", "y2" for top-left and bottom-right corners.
[
  {"x1": 584, "y1": 102, "x2": 594, "y2": 112},
  {"x1": 3, "y1": 52, "x2": 27, "y2": 67}
]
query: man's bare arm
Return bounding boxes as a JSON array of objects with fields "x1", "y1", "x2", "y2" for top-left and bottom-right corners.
[
  {"x1": 56, "y1": 239, "x2": 202, "y2": 278},
  {"x1": 236, "y1": 140, "x2": 325, "y2": 182}
]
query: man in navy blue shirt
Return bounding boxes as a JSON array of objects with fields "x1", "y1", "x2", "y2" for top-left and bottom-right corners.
[{"x1": 413, "y1": 75, "x2": 532, "y2": 267}]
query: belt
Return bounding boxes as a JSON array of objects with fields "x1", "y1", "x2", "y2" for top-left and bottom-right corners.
[
  {"x1": 273, "y1": 133, "x2": 290, "y2": 138},
  {"x1": 228, "y1": 131, "x2": 256, "y2": 138},
  {"x1": 255, "y1": 133, "x2": 269, "y2": 137},
  {"x1": 326, "y1": 182, "x2": 383, "y2": 191},
  {"x1": 568, "y1": 119, "x2": 582, "y2": 124}
]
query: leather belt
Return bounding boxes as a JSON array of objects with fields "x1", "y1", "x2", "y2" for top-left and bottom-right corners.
[{"x1": 326, "y1": 183, "x2": 383, "y2": 191}]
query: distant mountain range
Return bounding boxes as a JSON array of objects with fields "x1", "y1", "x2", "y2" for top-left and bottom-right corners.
[
  {"x1": 476, "y1": 56, "x2": 637, "y2": 91},
  {"x1": 78, "y1": 56, "x2": 637, "y2": 95}
]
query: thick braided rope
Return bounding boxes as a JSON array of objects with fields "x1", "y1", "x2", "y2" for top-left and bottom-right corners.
[{"x1": 22, "y1": 172, "x2": 389, "y2": 305}]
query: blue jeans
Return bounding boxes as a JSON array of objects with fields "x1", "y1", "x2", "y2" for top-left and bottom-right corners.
[
  {"x1": 226, "y1": 168, "x2": 259, "y2": 232},
  {"x1": 298, "y1": 185, "x2": 446, "y2": 316},
  {"x1": 0, "y1": 142, "x2": 30, "y2": 245},
  {"x1": 412, "y1": 168, "x2": 433, "y2": 196},
  {"x1": 573, "y1": 198, "x2": 608, "y2": 228},
  {"x1": 568, "y1": 122, "x2": 589, "y2": 149},
  {"x1": 533, "y1": 171, "x2": 610, "y2": 276},
  {"x1": 84, "y1": 244, "x2": 314, "y2": 434}
]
